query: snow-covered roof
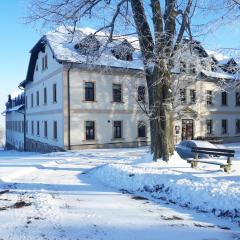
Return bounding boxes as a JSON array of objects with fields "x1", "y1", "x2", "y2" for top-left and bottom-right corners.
[
  {"x1": 46, "y1": 27, "x2": 143, "y2": 70},
  {"x1": 20, "y1": 27, "x2": 239, "y2": 87},
  {"x1": 206, "y1": 50, "x2": 228, "y2": 62},
  {"x1": 3, "y1": 104, "x2": 24, "y2": 114},
  {"x1": 201, "y1": 69, "x2": 235, "y2": 80}
]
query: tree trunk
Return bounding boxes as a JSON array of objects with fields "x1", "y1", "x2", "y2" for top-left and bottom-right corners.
[
  {"x1": 147, "y1": 62, "x2": 174, "y2": 162},
  {"x1": 130, "y1": 0, "x2": 174, "y2": 162}
]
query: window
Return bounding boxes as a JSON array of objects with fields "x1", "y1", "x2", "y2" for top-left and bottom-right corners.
[
  {"x1": 31, "y1": 93, "x2": 34, "y2": 107},
  {"x1": 206, "y1": 119, "x2": 212, "y2": 134},
  {"x1": 53, "y1": 121, "x2": 57, "y2": 140},
  {"x1": 236, "y1": 92, "x2": 240, "y2": 106},
  {"x1": 31, "y1": 121, "x2": 34, "y2": 135},
  {"x1": 113, "y1": 84, "x2": 122, "y2": 102},
  {"x1": 138, "y1": 122, "x2": 146, "y2": 138},
  {"x1": 138, "y1": 86, "x2": 145, "y2": 102},
  {"x1": 236, "y1": 120, "x2": 240, "y2": 134},
  {"x1": 206, "y1": 90, "x2": 213, "y2": 105},
  {"x1": 53, "y1": 83, "x2": 57, "y2": 103},
  {"x1": 37, "y1": 121, "x2": 40, "y2": 136},
  {"x1": 113, "y1": 121, "x2": 122, "y2": 139},
  {"x1": 42, "y1": 57, "x2": 44, "y2": 71},
  {"x1": 180, "y1": 89, "x2": 186, "y2": 104},
  {"x1": 26, "y1": 120, "x2": 28, "y2": 134},
  {"x1": 190, "y1": 64, "x2": 196, "y2": 74},
  {"x1": 44, "y1": 87, "x2": 47, "y2": 105},
  {"x1": 36, "y1": 91, "x2": 39, "y2": 106},
  {"x1": 25, "y1": 96, "x2": 28, "y2": 109},
  {"x1": 42, "y1": 55, "x2": 48, "y2": 71},
  {"x1": 222, "y1": 119, "x2": 228, "y2": 134},
  {"x1": 85, "y1": 121, "x2": 95, "y2": 140},
  {"x1": 85, "y1": 82, "x2": 95, "y2": 101},
  {"x1": 180, "y1": 61, "x2": 186, "y2": 72},
  {"x1": 221, "y1": 92, "x2": 227, "y2": 106},
  {"x1": 44, "y1": 121, "x2": 48, "y2": 138},
  {"x1": 190, "y1": 89, "x2": 196, "y2": 104},
  {"x1": 45, "y1": 55, "x2": 48, "y2": 69}
]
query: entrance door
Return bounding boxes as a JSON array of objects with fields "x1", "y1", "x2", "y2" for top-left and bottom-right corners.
[{"x1": 182, "y1": 119, "x2": 194, "y2": 140}]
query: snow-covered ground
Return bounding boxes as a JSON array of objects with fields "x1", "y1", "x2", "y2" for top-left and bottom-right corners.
[{"x1": 0, "y1": 148, "x2": 239, "y2": 240}]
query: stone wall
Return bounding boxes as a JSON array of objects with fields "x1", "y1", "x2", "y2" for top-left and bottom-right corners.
[
  {"x1": 5, "y1": 142, "x2": 23, "y2": 151},
  {"x1": 68, "y1": 140, "x2": 150, "y2": 150},
  {"x1": 26, "y1": 138, "x2": 65, "y2": 153}
]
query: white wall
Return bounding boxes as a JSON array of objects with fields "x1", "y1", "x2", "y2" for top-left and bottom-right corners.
[
  {"x1": 66, "y1": 68, "x2": 150, "y2": 147},
  {"x1": 6, "y1": 111, "x2": 24, "y2": 150},
  {"x1": 174, "y1": 76, "x2": 240, "y2": 142},
  {"x1": 25, "y1": 45, "x2": 64, "y2": 148}
]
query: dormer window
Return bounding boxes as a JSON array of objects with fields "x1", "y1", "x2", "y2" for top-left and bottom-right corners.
[
  {"x1": 74, "y1": 34, "x2": 100, "y2": 55},
  {"x1": 180, "y1": 61, "x2": 186, "y2": 73},
  {"x1": 190, "y1": 64, "x2": 196, "y2": 74},
  {"x1": 111, "y1": 40, "x2": 134, "y2": 61}
]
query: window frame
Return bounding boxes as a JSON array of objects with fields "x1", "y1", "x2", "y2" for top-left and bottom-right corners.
[
  {"x1": 36, "y1": 91, "x2": 40, "y2": 106},
  {"x1": 137, "y1": 86, "x2": 146, "y2": 103},
  {"x1": 37, "y1": 121, "x2": 40, "y2": 136},
  {"x1": 31, "y1": 121, "x2": 34, "y2": 136},
  {"x1": 206, "y1": 119, "x2": 212, "y2": 135},
  {"x1": 43, "y1": 87, "x2": 47, "y2": 105},
  {"x1": 53, "y1": 121, "x2": 58, "y2": 140},
  {"x1": 180, "y1": 88, "x2": 186, "y2": 104},
  {"x1": 53, "y1": 83, "x2": 57, "y2": 103},
  {"x1": 84, "y1": 82, "x2": 95, "y2": 102},
  {"x1": 221, "y1": 91, "x2": 227, "y2": 106},
  {"x1": 206, "y1": 90, "x2": 213, "y2": 105},
  {"x1": 31, "y1": 93, "x2": 34, "y2": 108},
  {"x1": 113, "y1": 121, "x2": 122, "y2": 139},
  {"x1": 112, "y1": 84, "x2": 122, "y2": 103},
  {"x1": 44, "y1": 121, "x2": 48, "y2": 138},
  {"x1": 236, "y1": 119, "x2": 240, "y2": 134},
  {"x1": 85, "y1": 121, "x2": 95, "y2": 140},
  {"x1": 221, "y1": 119, "x2": 228, "y2": 135},
  {"x1": 236, "y1": 92, "x2": 240, "y2": 106},
  {"x1": 138, "y1": 121, "x2": 146, "y2": 138},
  {"x1": 190, "y1": 89, "x2": 196, "y2": 104}
]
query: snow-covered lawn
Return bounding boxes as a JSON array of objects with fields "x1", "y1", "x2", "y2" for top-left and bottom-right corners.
[
  {"x1": 92, "y1": 146, "x2": 240, "y2": 224},
  {"x1": 0, "y1": 148, "x2": 239, "y2": 240}
]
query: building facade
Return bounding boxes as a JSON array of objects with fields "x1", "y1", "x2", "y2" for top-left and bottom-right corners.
[
  {"x1": 4, "y1": 28, "x2": 240, "y2": 152},
  {"x1": 173, "y1": 75, "x2": 240, "y2": 144},
  {"x1": 4, "y1": 94, "x2": 25, "y2": 151}
]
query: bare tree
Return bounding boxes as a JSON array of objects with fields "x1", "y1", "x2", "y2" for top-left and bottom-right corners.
[{"x1": 26, "y1": 0, "x2": 237, "y2": 161}]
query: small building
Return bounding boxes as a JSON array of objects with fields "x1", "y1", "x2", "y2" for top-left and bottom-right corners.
[{"x1": 4, "y1": 93, "x2": 25, "y2": 151}]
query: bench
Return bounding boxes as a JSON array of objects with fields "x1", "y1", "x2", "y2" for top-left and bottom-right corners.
[{"x1": 187, "y1": 147, "x2": 235, "y2": 173}]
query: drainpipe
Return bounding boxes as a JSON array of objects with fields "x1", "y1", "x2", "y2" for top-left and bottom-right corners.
[{"x1": 67, "y1": 63, "x2": 73, "y2": 150}]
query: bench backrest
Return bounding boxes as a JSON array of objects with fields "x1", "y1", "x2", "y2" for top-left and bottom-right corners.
[{"x1": 191, "y1": 147, "x2": 235, "y2": 157}]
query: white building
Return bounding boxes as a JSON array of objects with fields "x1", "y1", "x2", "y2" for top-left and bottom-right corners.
[
  {"x1": 172, "y1": 41, "x2": 240, "y2": 143},
  {"x1": 5, "y1": 28, "x2": 240, "y2": 152},
  {"x1": 4, "y1": 94, "x2": 25, "y2": 151},
  {"x1": 17, "y1": 28, "x2": 149, "y2": 152}
]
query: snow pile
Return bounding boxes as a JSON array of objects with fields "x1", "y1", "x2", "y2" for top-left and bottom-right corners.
[{"x1": 91, "y1": 150, "x2": 240, "y2": 224}]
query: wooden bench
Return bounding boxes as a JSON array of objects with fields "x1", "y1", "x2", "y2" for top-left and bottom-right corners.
[{"x1": 187, "y1": 147, "x2": 235, "y2": 173}]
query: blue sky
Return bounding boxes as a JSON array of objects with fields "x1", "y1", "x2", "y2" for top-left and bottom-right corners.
[{"x1": 0, "y1": 0, "x2": 239, "y2": 129}]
